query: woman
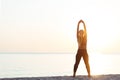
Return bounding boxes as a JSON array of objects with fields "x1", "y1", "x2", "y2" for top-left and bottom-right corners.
[{"x1": 73, "y1": 20, "x2": 91, "y2": 77}]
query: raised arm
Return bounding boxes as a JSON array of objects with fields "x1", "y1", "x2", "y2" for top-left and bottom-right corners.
[
  {"x1": 77, "y1": 21, "x2": 79, "y2": 38},
  {"x1": 77, "y1": 20, "x2": 83, "y2": 38},
  {"x1": 82, "y1": 20, "x2": 87, "y2": 35}
]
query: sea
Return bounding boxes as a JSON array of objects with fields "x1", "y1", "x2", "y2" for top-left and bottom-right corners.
[{"x1": 0, "y1": 52, "x2": 120, "y2": 78}]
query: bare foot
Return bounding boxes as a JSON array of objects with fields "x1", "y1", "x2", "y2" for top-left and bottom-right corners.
[{"x1": 73, "y1": 73, "x2": 75, "y2": 77}]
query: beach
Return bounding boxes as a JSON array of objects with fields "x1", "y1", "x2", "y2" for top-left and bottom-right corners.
[
  {"x1": 0, "y1": 74, "x2": 120, "y2": 80},
  {"x1": 1, "y1": 0, "x2": 120, "y2": 80}
]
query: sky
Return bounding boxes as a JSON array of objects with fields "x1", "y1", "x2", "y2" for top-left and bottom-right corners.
[{"x1": 0, "y1": 0, "x2": 120, "y2": 53}]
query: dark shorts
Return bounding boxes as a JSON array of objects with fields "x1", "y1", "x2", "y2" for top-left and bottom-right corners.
[
  {"x1": 76, "y1": 49, "x2": 89, "y2": 64},
  {"x1": 77, "y1": 49, "x2": 88, "y2": 56}
]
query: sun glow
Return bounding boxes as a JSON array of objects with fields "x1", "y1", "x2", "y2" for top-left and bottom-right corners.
[
  {"x1": 86, "y1": 20, "x2": 116, "y2": 53},
  {"x1": 89, "y1": 53, "x2": 108, "y2": 75}
]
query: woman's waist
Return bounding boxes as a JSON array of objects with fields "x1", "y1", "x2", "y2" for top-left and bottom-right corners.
[{"x1": 78, "y1": 45, "x2": 87, "y2": 49}]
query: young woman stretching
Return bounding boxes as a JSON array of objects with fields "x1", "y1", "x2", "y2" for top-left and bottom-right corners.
[{"x1": 73, "y1": 20, "x2": 91, "y2": 77}]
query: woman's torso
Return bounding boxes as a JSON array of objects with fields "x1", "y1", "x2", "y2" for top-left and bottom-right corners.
[{"x1": 77, "y1": 35, "x2": 87, "y2": 49}]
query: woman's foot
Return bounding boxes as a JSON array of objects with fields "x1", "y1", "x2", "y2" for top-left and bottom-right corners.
[
  {"x1": 88, "y1": 74, "x2": 92, "y2": 79},
  {"x1": 73, "y1": 73, "x2": 76, "y2": 77},
  {"x1": 88, "y1": 73, "x2": 91, "y2": 78}
]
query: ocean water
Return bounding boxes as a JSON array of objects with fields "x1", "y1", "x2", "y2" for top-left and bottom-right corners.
[{"x1": 0, "y1": 52, "x2": 120, "y2": 78}]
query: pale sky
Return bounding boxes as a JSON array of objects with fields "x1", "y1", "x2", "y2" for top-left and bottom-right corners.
[{"x1": 0, "y1": 0, "x2": 120, "y2": 53}]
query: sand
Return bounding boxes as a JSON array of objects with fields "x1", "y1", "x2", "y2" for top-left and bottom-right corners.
[{"x1": 0, "y1": 74, "x2": 120, "y2": 80}]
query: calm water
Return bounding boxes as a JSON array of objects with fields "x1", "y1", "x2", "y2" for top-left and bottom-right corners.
[{"x1": 0, "y1": 52, "x2": 120, "y2": 78}]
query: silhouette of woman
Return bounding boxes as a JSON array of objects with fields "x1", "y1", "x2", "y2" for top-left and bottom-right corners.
[{"x1": 73, "y1": 20, "x2": 91, "y2": 77}]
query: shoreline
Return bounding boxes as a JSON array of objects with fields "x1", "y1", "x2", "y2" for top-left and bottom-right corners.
[{"x1": 0, "y1": 74, "x2": 120, "y2": 80}]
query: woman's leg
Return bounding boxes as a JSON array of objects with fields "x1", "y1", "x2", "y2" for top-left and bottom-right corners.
[
  {"x1": 83, "y1": 50, "x2": 91, "y2": 77},
  {"x1": 73, "y1": 49, "x2": 82, "y2": 77}
]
